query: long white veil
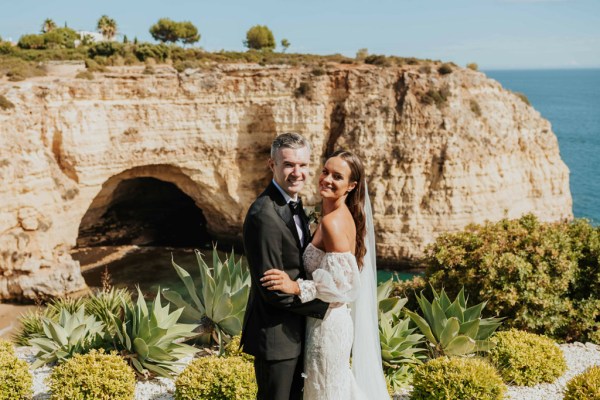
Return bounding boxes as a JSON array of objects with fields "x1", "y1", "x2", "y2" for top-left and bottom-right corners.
[{"x1": 351, "y1": 183, "x2": 390, "y2": 399}]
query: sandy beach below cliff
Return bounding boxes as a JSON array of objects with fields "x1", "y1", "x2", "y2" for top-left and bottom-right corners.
[{"x1": 0, "y1": 303, "x2": 37, "y2": 339}]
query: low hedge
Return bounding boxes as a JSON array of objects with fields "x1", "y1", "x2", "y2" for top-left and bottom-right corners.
[
  {"x1": 175, "y1": 355, "x2": 256, "y2": 400},
  {"x1": 564, "y1": 365, "x2": 600, "y2": 400},
  {"x1": 48, "y1": 349, "x2": 136, "y2": 400},
  {"x1": 488, "y1": 330, "x2": 566, "y2": 386},
  {"x1": 0, "y1": 345, "x2": 32, "y2": 400},
  {"x1": 411, "y1": 356, "x2": 505, "y2": 400}
]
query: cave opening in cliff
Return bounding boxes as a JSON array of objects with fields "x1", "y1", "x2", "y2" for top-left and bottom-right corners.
[{"x1": 76, "y1": 177, "x2": 211, "y2": 248}]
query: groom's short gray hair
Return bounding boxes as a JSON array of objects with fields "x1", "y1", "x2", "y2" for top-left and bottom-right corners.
[{"x1": 270, "y1": 132, "x2": 311, "y2": 160}]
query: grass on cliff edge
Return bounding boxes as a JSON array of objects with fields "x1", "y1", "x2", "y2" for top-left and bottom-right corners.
[{"x1": 0, "y1": 42, "x2": 445, "y2": 80}]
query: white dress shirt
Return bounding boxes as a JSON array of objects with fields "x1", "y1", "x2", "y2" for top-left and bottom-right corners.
[{"x1": 272, "y1": 180, "x2": 305, "y2": 246}]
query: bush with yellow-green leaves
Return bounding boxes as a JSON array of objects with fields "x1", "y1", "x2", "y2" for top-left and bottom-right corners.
[
  {"x1": 0, "y1": 339, "x2": 33, "y2": 400},
  {"x1": 563, "y1": 365, "x2": 600, "y2": 400},
  {"x1": 223, "y1": 335, "x2": 254, "y2": 362},
  {"x1": 488, "y1": 329, "x2": 566, "y2": 386},
  {"x1": 411, "y1": 356, "x2": 505, "y2": 400},
  {"x1": 48, "y1": 349, "x2": 136, "y2": 400},
  {"x1": 0, "y1": 338, "x2": 14, "y2": 355},
  {"x1": 175, "y1": 355, "x2": 257, "y2": 400}
]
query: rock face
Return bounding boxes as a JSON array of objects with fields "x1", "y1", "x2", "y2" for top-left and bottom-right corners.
[{"x1": 0, "y1": 63, "x2": 572, "y2": 300}]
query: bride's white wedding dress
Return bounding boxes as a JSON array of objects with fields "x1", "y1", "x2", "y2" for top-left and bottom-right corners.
[{"x1": 297, "y1": 243, "x2": 367, "y2": 400}]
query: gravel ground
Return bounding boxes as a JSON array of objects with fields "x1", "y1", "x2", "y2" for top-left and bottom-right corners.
[{"x1": 16, "y1": 342, "x2": 600, "y2": 400}]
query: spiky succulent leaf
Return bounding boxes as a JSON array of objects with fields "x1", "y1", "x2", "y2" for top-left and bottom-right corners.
[{"x1": 108, "y1": 286, "x2": 199, "y2": 378}]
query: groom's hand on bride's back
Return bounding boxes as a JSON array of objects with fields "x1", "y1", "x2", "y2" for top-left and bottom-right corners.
[{"x1": 262, "y1": 269, "x2": 300, "y2": 295}]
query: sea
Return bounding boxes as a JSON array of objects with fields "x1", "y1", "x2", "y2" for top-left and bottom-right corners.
[{"x1": 485, "y1": 69, "x2": 600, "y2": 225}]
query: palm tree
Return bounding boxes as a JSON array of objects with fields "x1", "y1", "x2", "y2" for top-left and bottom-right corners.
[
  {"x1": 97, "y1": 15, "x2": 117, "y2": 41},
  {"x1": 42, "y1": 19, "x2": 57, "y2": 33}
]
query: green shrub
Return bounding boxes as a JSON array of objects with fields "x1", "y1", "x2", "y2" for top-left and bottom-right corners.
[
  {"x1": 564, "y1": 366, "x2": 600, "y2": 400},
  {"x1": 0, "y1": 339, "x2": 14, "y2": 355},
  {"x1": 49, "y1": 349, "x2": 135, "y2": 400},
  {"x1": 42, "y1": 28, "x2": 78, "y2": 49},
  {"x1": 0, "y1": 347, "x2": 33, "y2": 400},
  {"x1": 470, "y1": 99, "x2": 482, "y2": 117},
  {"x1": 411, "y1": 357, "x2": 505, "y2": 400},
  {"x1": 175, "y1": 356, "x2": 257, "y2": 400},
  {"x1": 488, "y1": 330, "x2": 566, "y2": 386},
  {"x1": 88, "y1": 41, "x2": 124, "y2": 58},
  {"x1": 392, "y1": 275, "x2": 427, "y2": 312},
  {"x1": 223, "y1": 335, "x2": 254, "y2": 362},
  {"x1": 294, "y1": 81, "x2": 312, "y2": 100},
  {"x1": 18, "y1": 34, "x2": 45, "y2": 49},
  {"x1": 134, "y1": 43, "x2": 170, "y2": 62},
  {"x1": 0, "y1": 94, "x2": 15, "y2": 110},
  {"x1": 364, "y1": 54, "x2": 391, "y2": 67},
  {"x1": 0, "y1": 57, "x2": 46, "y2": 81},
  {"x1": 438, "y1": 63, "x2": 453, "y2": 75},
  {"x1": 84, "y1": 59, "x2": 106, "y2": 72},
  {"x1": 0, "y1": 42, "x2": 15, "y2": 55},
  {"x1": 425, "y1": 215, "x2": 598, "y2": 342},
  {"x1": 467, "y1": 62, "x2": 479, "y2": 71},
  {"x1": 421, "y1": 86, "x2": 450, "y2": 107}
]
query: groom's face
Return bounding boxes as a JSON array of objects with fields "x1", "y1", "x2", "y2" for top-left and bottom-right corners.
[{"x1": 269, "y1": 146, "x2": 310, "y2": 198}]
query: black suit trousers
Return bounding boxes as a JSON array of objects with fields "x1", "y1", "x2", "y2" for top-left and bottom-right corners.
[{"x1": 254, "y1": 354, "x2": 304, "y2": 400}]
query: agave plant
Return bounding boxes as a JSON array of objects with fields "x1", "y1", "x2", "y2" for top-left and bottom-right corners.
[
  {"x1": 109, "y1": 287, "x2": 199, "y2": 378},
  {"x1": 29, "y1": 307, "x2": 105, "y2": 368},
  {"x1": 163, "y1": 248, "x2": 250, "y2": 351},
  {"x1": 377, "y1": 279, "x2": 406, "y2": 322},
  {"x1": 405, "y1": 286, "x2": 504, "y2": 358},
  {"x1": 377, "y1": 279, "x2": 427, "y2": 390}
]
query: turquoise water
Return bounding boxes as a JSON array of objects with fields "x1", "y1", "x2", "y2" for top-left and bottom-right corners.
[{"x1": 485, "y1": 69, "x2": 600, "y2": 224}]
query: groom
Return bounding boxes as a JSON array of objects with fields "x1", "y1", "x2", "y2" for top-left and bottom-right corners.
[{"x1": 241, "y1": 132, "x2": 329, "y2": 400}]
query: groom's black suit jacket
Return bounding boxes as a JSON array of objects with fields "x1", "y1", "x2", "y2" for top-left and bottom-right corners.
[{"x1": 241, "y1": 182, "x2": 329, "y2": 360}]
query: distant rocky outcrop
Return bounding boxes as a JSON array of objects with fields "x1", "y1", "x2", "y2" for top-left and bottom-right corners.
[{"x1": 0, "y1": 63, "x2": 572, "y2": 300}]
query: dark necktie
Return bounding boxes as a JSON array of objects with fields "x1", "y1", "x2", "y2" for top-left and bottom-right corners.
[{"x1": 288, "y1": 200, "x2": 301, "y2": 216}]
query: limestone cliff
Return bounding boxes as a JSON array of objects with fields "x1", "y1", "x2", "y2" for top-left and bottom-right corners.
[{"x1": 0, "y1": 63, "x2": 572, "y2": 300}]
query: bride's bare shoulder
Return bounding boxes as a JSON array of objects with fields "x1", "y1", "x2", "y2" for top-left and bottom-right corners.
[{"x1": 320, "y1": 211, "x2": 353, "y2": 253}]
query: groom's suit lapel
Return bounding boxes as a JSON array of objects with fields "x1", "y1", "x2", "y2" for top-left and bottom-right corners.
[{"x1": 269, "y1": 183, "x2": 303, "y2": 249}]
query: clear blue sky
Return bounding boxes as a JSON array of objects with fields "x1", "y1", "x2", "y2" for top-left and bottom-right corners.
[{"x1": 2, "y1": 0, "x2": 599, "y2": 69}]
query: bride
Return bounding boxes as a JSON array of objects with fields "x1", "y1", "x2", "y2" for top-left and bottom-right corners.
[{"x1": 261, "y1": 150, "x2": 390, "y2": 400}]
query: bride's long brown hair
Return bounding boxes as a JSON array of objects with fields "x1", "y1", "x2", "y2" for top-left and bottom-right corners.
[{"x1": 328, "y1": 150, "x2": 366, "y2": 269}]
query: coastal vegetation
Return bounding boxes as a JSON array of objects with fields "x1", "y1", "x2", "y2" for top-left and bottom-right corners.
[
  {"x1": 564, "y1": 365, "x2": 600, "y2": 400},
  {"x1": 422, "y1": 214, "x2": 600, "y2": 344},
  {"x1": 0, "y1": 17, "x2": 448, "y2": 84},
  {"x1": 0, "y1": 339, "x2": 32, "y2": 400},
  {"x1": 49, "y1": 349, "x2": 136, "y2": 400},
  {"x1": 411, "y1": 357, "x2": 506, "y2": 400},
  {"x1": 488, "y1": 329, "x2": 567, "y2": 386},
  {"x1": 2, "y1": 228, "x2": 595, "y2": 398}
]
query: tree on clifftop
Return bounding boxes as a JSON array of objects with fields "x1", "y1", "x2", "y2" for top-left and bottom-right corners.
[
  {"x1": 97, "y1": 15, "x2": 117, "y2": 41},
  {"x1": 149, "y1": 18, "x2": 200, "y2": 46},
  {"x1": 178, "y1": 21, "x2": 200, "y2": 45},
  {"x1": 42, "y1": 19, "x2": 57, "y2": 34},
  {"x1": 281, "y1": 38, "x2": 290, "y2": 53},
  {"x1": 244, "y1": 25, "x2": 275, "y2": 50}
]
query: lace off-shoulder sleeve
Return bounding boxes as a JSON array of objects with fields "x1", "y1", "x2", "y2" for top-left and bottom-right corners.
[{"x1": 299, "y1": 252, "x2": 361, "y2": 304}]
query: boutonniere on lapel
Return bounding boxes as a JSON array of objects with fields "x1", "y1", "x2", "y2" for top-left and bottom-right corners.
[{"x1": 303, "y1": 204, "x2": 321, "y2": 235}]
